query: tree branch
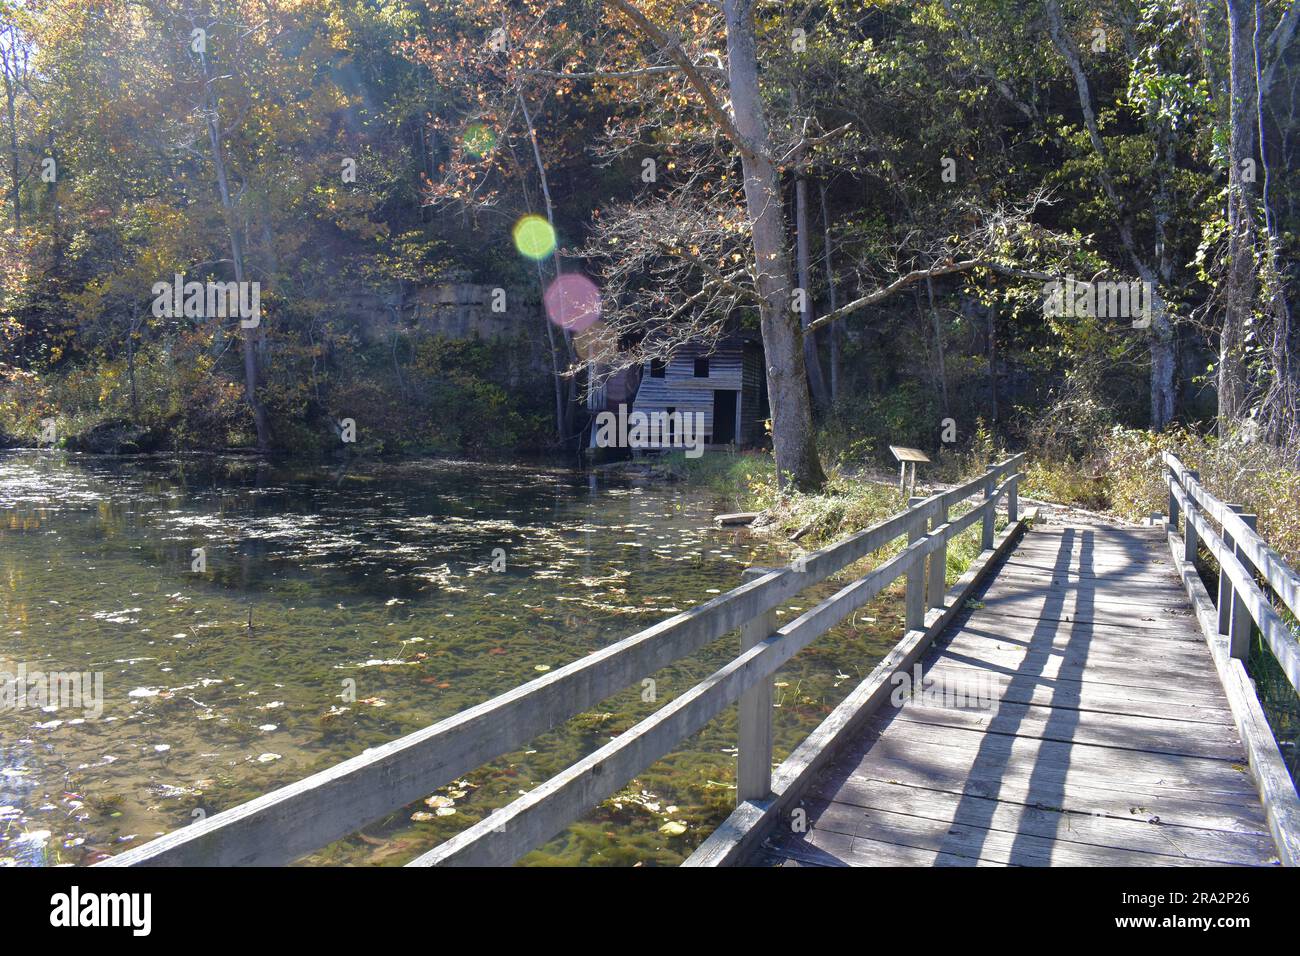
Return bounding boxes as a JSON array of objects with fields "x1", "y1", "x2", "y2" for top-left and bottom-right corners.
[
  {"x1": 603, "y1": 0, "x2": 763, "y2": 159},
  {"x1": 803, "y1": 258, "x2": 1053, "y2": 336}
]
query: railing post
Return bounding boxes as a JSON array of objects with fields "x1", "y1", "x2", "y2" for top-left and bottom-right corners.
[
  {"x1": 981, "y1": 471, "x2": 996, "y2": 551},
  {"x1": 1229, "y1": 511, "x2": 1259, "y2": 660},
  {"x1": 1008, "y1": 473, "x2": 1019, "y2": 524},
  {"x1": 1182, "y1": 469, "x2": 1199, "y2": 564},
  {"x1": 905, "y1": 503, "x2": 926, "y2": 630},
  {"x1": 1218, "y1": 504, "x2": 1244, "y2": 639},
  {"x1": 1167, "y1": 458, "x2": 1181, "y2": 531},
  {"x1": 928, "y1": 498, "x2": 948, "y2": 610},
  {"x1": 737, "y1": 568, "x2": 776, "y2": 803}
]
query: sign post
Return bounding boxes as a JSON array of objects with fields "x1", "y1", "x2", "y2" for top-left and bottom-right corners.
[{"x1": 889, "y1": 445, "x2": 931, "y2": 499}]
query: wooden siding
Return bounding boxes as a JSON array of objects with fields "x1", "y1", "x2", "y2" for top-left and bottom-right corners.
[
  {"x1": 634, "y1": 340, "x2": 745, "y2": 446},
  {"x1": 740, "y1": 341, "x2": 766, "y2": 446}
]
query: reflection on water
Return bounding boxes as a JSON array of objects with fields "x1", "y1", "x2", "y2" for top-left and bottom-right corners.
[{"x1": 0, "y1": 450, "x2": 900, "y2": 866}]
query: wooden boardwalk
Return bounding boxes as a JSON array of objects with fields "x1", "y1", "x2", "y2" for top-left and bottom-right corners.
[
  {"x1": 106, "y1": 454, "x2": 1299, "y2": 868},
  {"x1": 756, "y1": 522, "x2": 1280, "y2": 867}
]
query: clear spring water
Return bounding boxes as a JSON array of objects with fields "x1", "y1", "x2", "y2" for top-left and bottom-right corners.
[{"x1": 0, "y1": 450, "x2": 906, "y2": 866}]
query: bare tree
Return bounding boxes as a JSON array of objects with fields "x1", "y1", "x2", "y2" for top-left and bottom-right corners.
[
  {"x1": 603, "y1": 0, "x2": 825, "y2": 489},
  {"x1": 0, "y1": 15, "x2": 32, "y2": 231}
]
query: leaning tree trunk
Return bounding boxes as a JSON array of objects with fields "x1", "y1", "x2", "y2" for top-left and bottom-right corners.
[
  {"x1": 1220, "y1": 0, "x2": 1259, "y2": 430},
  {"x1": 724, "y1": 0, "x2": 824, "y2": 491},
  {"x1": 519, "y1": 90, "x2": 578, "y2": 441}
]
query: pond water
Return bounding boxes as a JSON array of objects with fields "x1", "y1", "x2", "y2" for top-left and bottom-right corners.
[{"x1": 0, "y1": 450, "x2": 909, "y2": 866}]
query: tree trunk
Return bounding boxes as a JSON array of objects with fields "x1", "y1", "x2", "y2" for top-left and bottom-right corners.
[
  {"x1": 1046, "y1": 0, "x2": 1177, "y2": 432},
  {"x1": 519, "y1": 90, "x2": 577, "y2": 441},
  {"x1": 1254, "y1": 0, "x2": 1300, "y2": 447},
  {"x1": 197, "y1": 44, "x2": 269, "y2": 451},
  {"x1": 535, "y1": 259, "x2": 568, "y2": 441},
  {"x1": 724, "y1": 0, "x2": 824, "y2": 490},
  {"x1": 2, "y1": 36, "x2": 20, "y2": 231},
  {"x1": 1147, "y1": 280, "x2": 1176, "y2": 429},
  {"x1": 127, "y1": 318, "x2": 140, "y2": 422},
  {"x1": 795, "y1": 170, "x2": 829, "y2": 409},
  {"x1": 819, "y1": 181, "x2": 841, "y2": 403},
  {"x1": 986, "y1": 297, "x2": 999, "y2": 424},
  {"x1": 1220, "y1": 0, "x2": 1259, "y2": 430},
  {"x1": 1148, "y1": 125, "x2": 1177, "y2": 430},
  {"x1": 925, "y1": 276, "x2": 949, "y2": 417}
]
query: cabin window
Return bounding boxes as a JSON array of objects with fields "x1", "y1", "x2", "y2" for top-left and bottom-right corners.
[
  {"x1": 693, "y1": 357, "x2": 709, "y2": 378},
  {"x1": 650, "y1": 359, "x2": 666, "y2": 378}
]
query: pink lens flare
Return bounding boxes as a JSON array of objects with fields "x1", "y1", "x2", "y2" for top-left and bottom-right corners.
[{"x1": 543, "y1": 274, "x2": 601, "y2": 333}]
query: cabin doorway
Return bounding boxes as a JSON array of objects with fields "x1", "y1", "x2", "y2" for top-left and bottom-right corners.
[{"x1": 712, "y1": 390, "x2": 738, "y2": 444}]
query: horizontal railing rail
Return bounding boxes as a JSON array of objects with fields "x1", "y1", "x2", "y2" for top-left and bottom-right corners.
[
  {"x1": 1163, "y1": 450, "x2": 1300, "y2": 866},
  {"x1": 103, "y1": 454, "x2": 1024, "y2": 867},
  {"x1": 1164, "y1": 451, "x2": 1300, "y2": 692}
]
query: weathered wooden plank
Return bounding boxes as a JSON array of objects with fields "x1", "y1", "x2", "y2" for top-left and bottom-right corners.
[
  {"x1": 951, "y1": 610, "x2": 1204, "y2": 646},
  {"x1": 790, "y1": 798, "x2": 1234, "y2": 867},
  {"x1": 936, "y1": 638, "x2": 1226, "y2": 693},
  {"x1": 978, "y1": 577, "x2": 1198, "y2": 615},
  {"x1": 919, "y1": 661, "x2": 1237, "y2": 723},
  {"x1": 799, "y1": 794, "x2": 1263, "y2": 866},
  {"x1": 973, "y1": 589, "x2": 1198, "y2": 630},
  {"x1": 763, "y1": 824, "x2": 1010, "y2": 867},
  {"x1": 838, "y1": 738, "x2": 1269, "y2": 833},
  {"x1": 993, "y1": 564, "x2": 1189, "y2": 598},
  {"x1": 817, "y1": 778, "x2": 1275, "y2": 864},
  {"x1": 856, "y1": 713, "x2": 1258, "y2": 794},
  {"x1": 879, "y1": 698, "x2": 1245, "y2": 762},
  {"x1": 943, "y1": 621, "x2": 1229, "y2": 670},
  {"x1": 714, "y1": 512, "x2": 758, "y2": 527},
  {"x1": 1002, "y1": 554, "x2": 1176, "y2": 581}
]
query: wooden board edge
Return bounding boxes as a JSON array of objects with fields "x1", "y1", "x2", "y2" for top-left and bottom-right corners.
[
  {"x1": 1164, "y1": 527, "x2": 1299, "y2": 867},
  {"x1": 682, "y1": 507, "x2": 1038, "y2": 867}
]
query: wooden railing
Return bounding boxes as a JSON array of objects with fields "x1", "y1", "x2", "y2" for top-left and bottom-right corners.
[
  {"x1": 1163, "y1": 451, "x2": 1300, "y2": 865},
  {"x1": 1164, "y1": 451, "x2": 1300, "y2": 691},
  {"x1": 101, "y1": 454, "x2": 1024, "y2": 868}
]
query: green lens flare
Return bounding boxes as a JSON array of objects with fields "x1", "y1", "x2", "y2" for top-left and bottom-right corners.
[
  {"x1": 513, "y1": 215, "x2": 557, "y2": 260},
  {"x1": 462, "y1": 123, "x2": 496, "y2": 158}
]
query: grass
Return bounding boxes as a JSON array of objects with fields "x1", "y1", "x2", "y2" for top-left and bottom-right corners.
[{"x1": 672, "y1": 445, "x2": 1005, "y2": 591}]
